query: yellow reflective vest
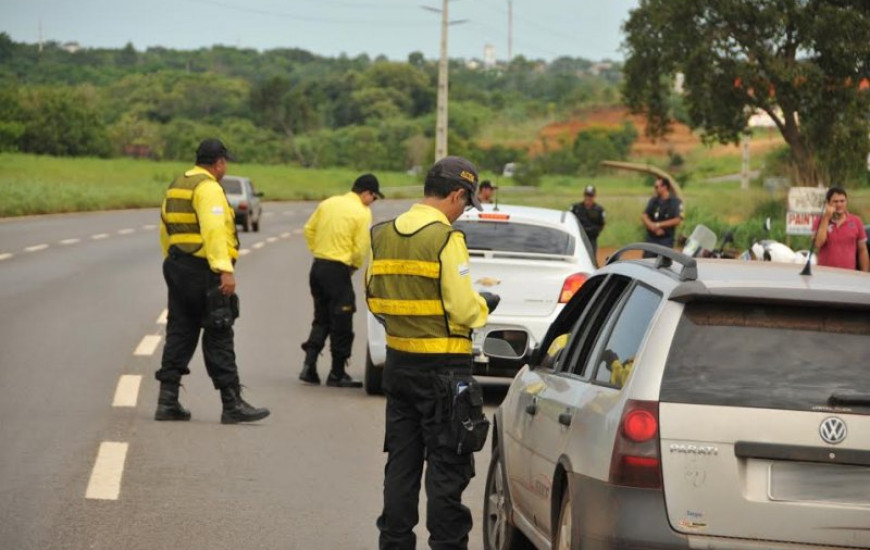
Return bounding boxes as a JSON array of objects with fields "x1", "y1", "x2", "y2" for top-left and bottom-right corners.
[
  {"x1": 160, "y1": 167, "x2": 239, "y2": 273},
  {"x1": 366, "y1": 204, "x2": 487, "y2": 355}
]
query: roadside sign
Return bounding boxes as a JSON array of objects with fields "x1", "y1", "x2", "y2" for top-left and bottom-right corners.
[{"x1": 786, "y1": 187, "x2": 826, "y2": 235}]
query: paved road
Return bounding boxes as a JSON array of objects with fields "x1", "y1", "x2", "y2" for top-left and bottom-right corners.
[{"x1": 0, "y1": 201, "x2": 508, "y2": 550}]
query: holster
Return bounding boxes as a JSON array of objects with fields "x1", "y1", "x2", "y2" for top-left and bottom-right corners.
[
  {"x1": 438, "y1": 373, "x2": 490, "y2": 455},
  {"x1": 204, "y1": 287, "x2": 240, "y2": 329}
]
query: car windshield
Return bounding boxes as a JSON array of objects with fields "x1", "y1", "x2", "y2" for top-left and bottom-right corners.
[
  {"x1": 221, "y1": 179, "x2": 242, "y2": 194},
  {"x1": 660, "y1": 301, "x2": 870, "y2": 414},
  {"x1": 455, "y1": 220, "x2": 574, "y2": 255}
]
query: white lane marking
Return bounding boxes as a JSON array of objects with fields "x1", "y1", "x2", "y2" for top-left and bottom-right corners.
[
  {"x1": 60, "y1": 238, "x2": 80, "y2": 245},
  {"x1": 280, "y1": 232, "x2": 291, "y2": 238},
  {"x1": 85, "y1": 441, "x2": 129, "y2": 500},
  {"x1": 266, "y1": 237, "x2": 277, "y2": 243},
  {"x1": 112, "y1": 375, "x2": 142, "y2": 407},
  {"x1": 292, "y1": 228, "x2": 303, "y2": 235},
  {"x1": 91, "y1": 233, "x2": 109, "y2": 240},
  {"x1": 282, "y1": 211, "x2": 295, "y2": 216},
  {"x1": 117, "y1": 228, "x2": 135, "y2": 235},
  {"x1": 0, "y1": 253, "x2": 12, "y2": 261},
  {"x1": 156, "y1": 309, "x2": 168, "y2": 324},
  {"x1": 252, "y1": 242, "x2": 265, "y2": 250},
  {"x1": 263, "y1": 212, "x2": 275, "y2": 217},
  {"x1": 134, "y1": 335, "x2": 162, "y2": 356},
  {"x1": 238, "y1": 249, "x2": 250, "y2": 256},
  {"x1": 141, "y1": 224, "x2": 157, "y2": 230},
  {"x1": 25, "y1": 244, "x2": 49, "y2": 252}
]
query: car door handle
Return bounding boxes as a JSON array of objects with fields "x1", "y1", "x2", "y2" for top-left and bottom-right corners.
[
  {"x1": 525, "y1": 398, "x2": 538, "y2": 416},
  {"x1": 558, "y1": 411, "x2": 572, "y2": 426}
]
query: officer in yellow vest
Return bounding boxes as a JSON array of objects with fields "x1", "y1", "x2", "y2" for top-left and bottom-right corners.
[
  {"x1": 299, "y1": 174, "x2": 383, "y2": 387},
  {"x1": 155, "y1": 138, "x2": 270, "y2": 424},
  {"x1": 368, "y1": 156, "x2": 500, "y2": 550}
]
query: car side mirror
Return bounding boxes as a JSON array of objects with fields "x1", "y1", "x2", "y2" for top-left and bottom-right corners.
[
  {"x1": 483, "y1": 330, "x2": 530, "y2": 363},
  {"x1": 255, "y1": 191, "x2": 264, "y2": 197}
]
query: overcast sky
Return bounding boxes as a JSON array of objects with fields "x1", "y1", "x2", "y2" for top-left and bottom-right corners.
[{"x1": 1, "y1": 0, "x2": 638, "y2": 62}]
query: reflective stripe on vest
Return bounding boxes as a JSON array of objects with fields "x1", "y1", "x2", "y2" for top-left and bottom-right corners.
[
  {"x1": 161, "y1": 173, "x2": 211, "y2": 254},
  {"x1": 367, "y1": 220, "x2": 472, "y2": 355}
]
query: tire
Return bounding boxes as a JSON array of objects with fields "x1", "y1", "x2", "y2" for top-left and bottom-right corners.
[
  {"x1": 483, "y1": 446, "x2": 534, "y2": 550},
  {"x1": 364, "y1": 347, "x2": 383, "y2": 395},
  {"x1": 553, "y1": 486, "x2": 574, "y2": 550},
  {"x1": 242, "y1": 213, "x2": 251, "y2": 233},
  {"x1": 252, "y1": 209, "x2": 260, "y2": 232}
]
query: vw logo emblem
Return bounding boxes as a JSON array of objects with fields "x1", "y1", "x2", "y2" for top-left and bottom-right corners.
[{"x1": 819, "y1": 417, "x2": 847, "y2": 445}]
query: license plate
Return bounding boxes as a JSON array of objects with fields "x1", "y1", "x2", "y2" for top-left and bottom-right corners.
[{"x1": 769, "y1": 461, "x2": 870, "y2": 506}]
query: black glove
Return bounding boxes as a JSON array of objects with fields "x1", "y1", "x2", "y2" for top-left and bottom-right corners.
[{"x1": 479, "y1": 292, "x2": 501, "y2": 314}]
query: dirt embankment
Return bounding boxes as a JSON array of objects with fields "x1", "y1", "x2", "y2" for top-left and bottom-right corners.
[{"x1": 529, "y1": 106, "x2": 782, "y2": 158}]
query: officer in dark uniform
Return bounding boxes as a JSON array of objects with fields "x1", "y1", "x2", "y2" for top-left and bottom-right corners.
[
  {"x1": 155, "y1": 138, "x2": 270, "y2": 424},
  {"x1": 367, "y1": 156, "x2": 499, "y2": 550},
  {"x1": 641, "y1": 176, "x2": 684, "y2": 257},
  {"x1": 570, "y1": 184, "x2": 606, "y2": 262}
]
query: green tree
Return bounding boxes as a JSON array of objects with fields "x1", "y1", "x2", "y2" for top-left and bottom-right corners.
[
  {"x1": 622, "y1": 0, "x2": 870, "y2": 185},
  {"x1": 18, "y1": 86, "x2": 111, "y2": 156}
]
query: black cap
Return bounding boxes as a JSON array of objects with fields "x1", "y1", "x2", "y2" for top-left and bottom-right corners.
[
  {"x1": 426, "y1": 156, "x2": 482, "y2": 211},
  {"x1": 352, "y1": 173, "x2": 384, "y2": 199},
  {"x1": 196, "y1": 138, "x2": 233, "y2": 165},
  {"x1": 584, "y1": 185, "x2": 596, "y2": 196},
  {"x1": 479, "y1": 180, "x2": 497, "y2": 190}
]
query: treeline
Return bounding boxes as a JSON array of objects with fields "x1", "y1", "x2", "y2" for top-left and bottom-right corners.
[{"x1": 0, "y1": 33, "x2": 634, "y2": 175}]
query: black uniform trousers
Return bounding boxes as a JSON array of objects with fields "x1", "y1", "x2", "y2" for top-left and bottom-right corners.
[
  {"x1": 377, "y1": 350, "x2": 475, "y2": 550},
  {"x1": 302, "y1": 258, "x2": 355, "y2": 362},
  {"x1": 156, "y1": 252, "x2": 239, "y2": 390}
]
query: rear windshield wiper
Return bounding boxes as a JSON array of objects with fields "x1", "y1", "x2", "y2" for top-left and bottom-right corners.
[{"x1": 828, "y1": 393, "x2": 870, "y2": 407}]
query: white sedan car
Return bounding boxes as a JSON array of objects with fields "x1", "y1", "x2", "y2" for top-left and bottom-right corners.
[{"x1": 364, "y1": 203, "x2": 597, "y2": 394}]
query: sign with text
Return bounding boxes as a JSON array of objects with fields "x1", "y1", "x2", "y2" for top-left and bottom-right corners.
[{"x1": 786, "y1": 187, "x2": 826, "y2": 236}]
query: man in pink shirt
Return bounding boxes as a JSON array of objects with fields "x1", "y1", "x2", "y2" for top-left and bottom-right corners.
[{"x1": 813, "y1": 186, "x2": 869, "y2": 271}]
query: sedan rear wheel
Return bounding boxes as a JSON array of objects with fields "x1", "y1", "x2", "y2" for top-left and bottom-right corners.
[
  {"x1": 554, "y1": 488, "x2": 574, "y2": 550},
  {"x1": 364, "y1": 346, "x2": 383, "y2": 395},
  {"x1": 483, "y1": 446, "x2": 533, "y2": 550}
]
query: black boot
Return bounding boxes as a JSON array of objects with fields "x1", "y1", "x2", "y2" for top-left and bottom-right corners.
[
  {"x1": 220, "y1": 384, "x2": 270, "y2": 424},
  {"x1": 154, "y1": 382, "x2": 191, "y2": 421},
  {"x1": 326, "y1": 357, "x2": 362, "y2": 388},
  {"x1": 299, "y1": 345, "x2": 321, "y2": 385}
]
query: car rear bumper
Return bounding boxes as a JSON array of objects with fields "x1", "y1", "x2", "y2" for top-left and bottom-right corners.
[{"x1": 569, "y1": 472, "x2": 689, "y2": 550}]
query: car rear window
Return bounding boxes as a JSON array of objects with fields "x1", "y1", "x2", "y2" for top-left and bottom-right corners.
[
  {"x1": 455, "y1": 221, "x2": 574, "y2": 255},
  {"x1": 221, "y1": 179, "x2": 242, "y2": 194},
  {"x1": 660, "y1": 302, "x2": 870, "y2": 414}
]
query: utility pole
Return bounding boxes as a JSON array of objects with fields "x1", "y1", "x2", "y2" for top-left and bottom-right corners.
[
  {"x1": 435, "y1": 0, "x2": 449, "y2": 161},
  {"x1": 507, "y1": 1, "x2": 513, "y2": 62}
]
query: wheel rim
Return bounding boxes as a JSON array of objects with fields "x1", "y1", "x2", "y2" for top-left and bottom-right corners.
[
  {"x1": 485, "y1": 457, "x2": 508, "y2": 549},
  {"x1": 556, "y1": 493, "x2": 573, "y2": 550}
]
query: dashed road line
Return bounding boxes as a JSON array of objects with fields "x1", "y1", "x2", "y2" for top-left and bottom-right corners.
[
  {"x1": 133, "y1": 335, "x2": 162, "y2": 356},
  {"x1": 59, "y1": 238, "x2": 80, "y2": 245},
  {"x1": 252, "y1": 242, "x2": 265, "y2": 250},
  {"x1": 91, "y1": 233, "x2": 109, "y2": 240},
  {"x1": 280, "y1": 232, "x2": 291, "y2": 238},
  {"x1": 141, "y1": 224, "x2": 157, "y2": 230},
  {"x1": 112, "y1": 375, "x2": 142, "y2": 407},
  {"x1": 25, "y1": 244, "x2": 49, "y2": 252},
  {"x1": 117, "y1": 228, "x2": 135, "y2": 235},
  {"x1": 292, "y1": 228, "x2": 303, "y2": 235},
  {"x1": 0, "y1": 253, "x2": 14, "y2": 261},
  {"x1": 85, "y1": 441, "x2": 129, "y2": 500},
  {"x1": 156, "y1": 309, "x2": 168, "y2": 324},
  {"x1": 266, "y1": 237, "x2": 277, "y2": 243},
  {"x1": 239, "y1": 249, "x2": 251, "y2": 256}
]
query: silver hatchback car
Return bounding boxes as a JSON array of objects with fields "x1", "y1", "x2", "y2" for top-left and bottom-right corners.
[
  {"x1": 220, "y1": 175, "x2": 263, "y2": 232},
  {"x1": 483, "y1": 243, "x2": 870, "y2": 550}
]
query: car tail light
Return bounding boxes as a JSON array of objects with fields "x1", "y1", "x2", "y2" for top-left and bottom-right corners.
[
  {"x1": 609, "y1": 399, "x2": 662, "y2": 489},
  {"x1": 238, "y1": 201, "x2": 248, "y2": 211},
  {"x1": 558, "y1": 273, "x2": 587, "y2": 303}
]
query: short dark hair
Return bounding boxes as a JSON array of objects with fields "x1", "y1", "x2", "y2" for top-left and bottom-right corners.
[
  {"x1": 657, "y1": 177, "x2": 672, "y2": 190},
  {"x1": 826, "y1": 186, "x2": 847, "y2": 202},
  {"x1": 424, "y1": 176, "x2": 466, "y2": 199}
]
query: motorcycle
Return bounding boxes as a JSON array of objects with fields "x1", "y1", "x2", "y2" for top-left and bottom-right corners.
[
  {"x1": 738, "y1": 218, "x2": 816, "y2": 265},
  {"x1": 681, "y1": 224, "x2": 737, "y2": 259}
]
